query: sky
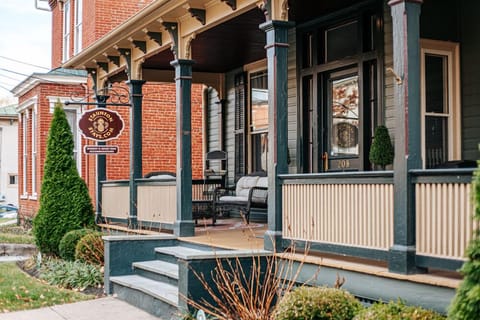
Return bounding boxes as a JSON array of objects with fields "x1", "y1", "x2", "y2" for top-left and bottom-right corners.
[{"x1": 0, "y1": 0, "x2": 51, "y2": 104}]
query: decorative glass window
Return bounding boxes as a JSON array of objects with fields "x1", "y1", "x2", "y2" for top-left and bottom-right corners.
[
  {"x1": 325, "y1": 20, "x2": 359, "y2": 62},
  {"x1": 63, "y1": 0, "x2": 71, "y2": 61},
  {"x1": 74, "y1": 0, "x2": 82, "y2": 54}
]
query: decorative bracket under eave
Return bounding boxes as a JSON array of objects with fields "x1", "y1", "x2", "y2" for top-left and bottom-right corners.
[
  {"x1": 96, "y1": 62, "x2": 108, "y2": 73},
  {"x1": 188, "y1": 8, "x2": 206, "y2": 25},
  {"x1": 162, "y1": 22, "x2": 179, "y2": 59},
  {"x1": 117, "y1": 48, "x2": 132, "y2": 79},
  {"x1": 146, "y1": 31, "x2": 162, "y2": 46},
  {"x1": 221, "y1": 0, "x2": 236, "y2": 10},
  {"x1": 106, "y1": 55, "x2": 120, "y2": 68},
  {"x1": 132, "y1": 40, "x2": 147, "y2": 54}
]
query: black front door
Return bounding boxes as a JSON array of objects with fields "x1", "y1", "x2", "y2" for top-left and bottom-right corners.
[{"x1": 322, "y1": 68, "x2": 361, "y2": 171}]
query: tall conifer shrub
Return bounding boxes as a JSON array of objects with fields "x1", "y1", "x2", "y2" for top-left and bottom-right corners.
[
  {"x1": 448, "y1": 159, "x2": 480, "y2": 319},
  {"x1": 33, "y1": 102, "x2": 94, "y2": 255}
]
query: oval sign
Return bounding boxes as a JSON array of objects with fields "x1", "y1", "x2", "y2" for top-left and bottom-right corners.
[{"x1": 78, "y1": 108, "x2": 124, "y2": 141}]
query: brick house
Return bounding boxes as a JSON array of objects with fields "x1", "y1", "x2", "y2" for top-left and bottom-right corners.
[{"x1": 12, "y1": 0, "x2": 206, "y2": 220}]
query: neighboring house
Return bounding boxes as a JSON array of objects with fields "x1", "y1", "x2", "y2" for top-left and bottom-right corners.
[
  {"x1": 0, "y1": 105, "x2": 18, "y2": 206},
  {"x1": 12, "y1": 0, "x2": 205, "y2": 220},
  {"x1": 28, "y1": 0, "x2": 480, "y2": 316}
]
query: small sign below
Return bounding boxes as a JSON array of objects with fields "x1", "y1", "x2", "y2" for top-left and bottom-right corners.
[{"x1": 84, "y1": 145, "x2": 119, "y2": 154}]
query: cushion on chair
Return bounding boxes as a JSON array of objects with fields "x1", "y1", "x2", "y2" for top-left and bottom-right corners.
[
  {"x1": 257, "y1": 177, "x2": 268, "y2": 188},
  {"x1": 235, "y1": 176, "x2": 260, "y2": 197}
]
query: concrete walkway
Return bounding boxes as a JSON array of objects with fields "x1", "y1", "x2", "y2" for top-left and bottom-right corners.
[{"x1": 0, "y1": 296, "x2": 163, "y2": 320}]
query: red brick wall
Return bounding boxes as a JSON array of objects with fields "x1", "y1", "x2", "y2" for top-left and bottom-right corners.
[{"x1": 105, "y1": 82, "x2": 205, "y2": 180}]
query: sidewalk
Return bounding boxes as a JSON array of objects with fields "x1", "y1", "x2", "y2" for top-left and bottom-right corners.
[{"x1": 0, "y1": 296, "x2": 162, "y2": 320}]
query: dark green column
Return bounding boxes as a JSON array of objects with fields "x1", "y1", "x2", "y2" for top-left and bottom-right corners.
[
  {"x1": 127, "y1": 80, "x2": 146, "y2": 229},
  {"x1": 388, "y1": 0, "x2": 424, "y2": 274},
  {"x1": 171, "y1": 59, "x2": 195, "y2": 237},
  {"x1": 95, "y1": 95, "x2": 109, "y2": 224},
  {"x1": 260, "y1": 20, "x2": 293, "y2": 251}
]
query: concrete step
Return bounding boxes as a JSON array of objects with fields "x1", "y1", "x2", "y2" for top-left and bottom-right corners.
[
  {"x1": 133, "y1": 260, "x2": 179, "y2": 286},
  {"x1": 154, "y1": 245, "x2": 212, "y2": 263},
  {"x1": 110, "y1": 275, "x2": 179, "y2": 319}
]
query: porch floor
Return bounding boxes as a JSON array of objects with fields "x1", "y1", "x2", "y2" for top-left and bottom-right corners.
[{"x1": 99, "y1": 218, "x2": 462, "y2": 290}]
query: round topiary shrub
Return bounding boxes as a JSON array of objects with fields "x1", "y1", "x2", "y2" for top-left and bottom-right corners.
[
  {"x1": 59, "y1": 228, "x2": 96, "y2": 261},
  {"x1": 75, "y1": 232, "x2": 104, "y2": 266},
  {"x1": 354, "y1": 300, "x2": 445, "y2": 320},
  {"x1": 273, "y1": 286, "x2": 363, "y2": 320}
]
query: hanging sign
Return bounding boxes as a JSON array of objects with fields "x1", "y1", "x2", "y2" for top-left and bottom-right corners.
[{"x1": 78, "y1": 108, "x2": 124, "y2": 141}]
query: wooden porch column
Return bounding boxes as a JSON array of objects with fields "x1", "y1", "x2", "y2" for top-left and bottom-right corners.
[
  {"x1": 388, "y1": 0, "x2": 424, "y2": 274},
  {"x1": 260, "y1": 20, "x2": 293, "y2": 251},
  {"x1": 171, "y1": 59, "x2": 195, "y2": 237},
  {"x1": 127, "y1": 79, "x2": 146, "y2": 229}
]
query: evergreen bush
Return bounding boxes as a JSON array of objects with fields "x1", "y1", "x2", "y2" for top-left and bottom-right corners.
[
  {"x1": 33, "y1": 102, "x2": 95, "y2": 255},
  {"x1": 75, "y1": 232, "x2": 104, "y2": 266},
  {"x1": 448, "y1": 159, "x2": 480, "y2": 319},
  {"x1": 59, "y1": 228, "x2": 96, "y2": 261},
  {"x1": 273, "y1": 286, "x2": 362, "y2": 320},
  {"x1": 369, "y1": 125, "x2": 394, "y2": 170},
  {"x1": 354, "y1": 300, "x2": 445, "y2": 320}
]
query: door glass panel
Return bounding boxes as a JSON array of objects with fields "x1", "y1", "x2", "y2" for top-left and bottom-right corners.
[
  {"x1": 251, "y1": 133, "x2": 268, "y2": 172},
  {"x1": 330, "y1": 75, "x2": 359, "y2": 157}
]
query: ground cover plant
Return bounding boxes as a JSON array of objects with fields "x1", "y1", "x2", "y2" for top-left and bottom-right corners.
[
  {"x1": 39, "y1": 258, "x2": 103, "y2": 290},
  {"x1": 0, "y1": 262, "x2": 93, "y2": 313}
]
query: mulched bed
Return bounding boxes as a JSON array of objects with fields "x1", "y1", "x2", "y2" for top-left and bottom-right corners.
[{"x1": 16, "y1": 259, "x2": 106, "y2": 298}]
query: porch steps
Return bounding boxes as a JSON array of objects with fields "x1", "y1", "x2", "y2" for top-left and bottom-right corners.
[
  {"x1": 109, "y1": 243, "x2": 224, "y2": 319},
  {"x1": 110, "y1": 274, "x2": 179, "y2": 319}
]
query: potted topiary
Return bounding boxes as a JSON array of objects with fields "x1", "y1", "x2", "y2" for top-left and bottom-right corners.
[{"x1": 369, "y1": 125, "x2": 394, "y2": 170}]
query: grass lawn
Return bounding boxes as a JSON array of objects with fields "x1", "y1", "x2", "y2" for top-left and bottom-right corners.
[
  {"x1": 0, "y1": 262, "x2": 94, "y2": 313},
  {"x1": 0, "y1": 225, "x2": 34, "y2": 244}
]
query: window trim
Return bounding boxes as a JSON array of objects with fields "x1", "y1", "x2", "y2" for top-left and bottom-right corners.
[
  {"x1": 30, "y1": 105, "x2": 37, "y2": 199},
  {"x1": 47, "y1": 97, "x2": 83, "y2": 175},
  {"x1": 244, "y1": 59, "x2": 268, "y2": 173},
  {"x1": 420, "y1": 39, "x2": 461, "y2": 168},
  {"x1": 74, "y1": 0, "x2": 82, "y2": 54},
  {"x1": 63, "y1": 0, "x2": 71, "y2": 61},
  {"x1": 8, "y1": 174, "x2": 18, "y2": 186}
]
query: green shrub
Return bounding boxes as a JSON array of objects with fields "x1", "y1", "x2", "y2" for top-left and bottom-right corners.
[
  {"x1": 39, "y1": 258, "x2": 103, "y2": 290},
  {"x1": 354, "y1": 300, "x2": 445, "y2": 320},
  {"x1": 59, "y1": 228, "x2": 96, "y2": 261},
  {"x1": 33, "y1": 102, "x2": 94, "y2": 255},
  {"x1": 369, "y1": 125, "x2": 394, "y2": 170},
  {"x1": 273, "y1": 286, "x2": 362, "y2": 320},
  {"x1": 75, "y1": 232, "x2": 104, "y2": 266},
  {"x1": 448, "y1": 159, "x2": 480, "y2": 319}
]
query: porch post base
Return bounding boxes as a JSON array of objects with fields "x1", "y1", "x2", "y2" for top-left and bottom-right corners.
[
  {"x1": 388, "y1": 245, "x2": 425, "y2": 274},
  {"x1": 264, "y1": 230, "x2": 283, "y2": 252},
  {"x1": 174, "y1": 220, "x2": 195, "y2": 237},
  {"x1": 128, "y1": 216, "x2": 138, "y2": 230}
]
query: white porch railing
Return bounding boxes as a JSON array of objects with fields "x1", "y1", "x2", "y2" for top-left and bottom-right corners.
[
  {"x1": 413, "y1": 169, "x2": 477, "y2": 262},
  {"x1": 282, "y1": 173, "x2": 394, "y2": 252}
]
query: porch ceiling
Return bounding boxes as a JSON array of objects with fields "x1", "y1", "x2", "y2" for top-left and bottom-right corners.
[{"x1": 143, "y1": 8, "x2": 267, "y2": 74}]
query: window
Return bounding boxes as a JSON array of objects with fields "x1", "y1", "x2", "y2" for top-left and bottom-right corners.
[
  {"x1": 249, "y1": 70, "x2": 268, "y2": 173},
  {"x1": 64, "y1": 108, "x2": 82, "y2": 173},
  {"x1": 74, "y1": 0, "x2": 82, "y2": 54},
  {"x1": 420, "y1": 39, "x2": 460, "y2": 169},
  {"x1": 22, "y1": 111, "x2": 28, "y2": 197},
  {"x1": 63, "y1": 0, "x2": 71, "y2": 61},
  {"x1": 31, "y1": 107, "x2": 37, "y2": 198},
  {"x1": 9, "y1": 174, "x2": 18, "y2": 185}
]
